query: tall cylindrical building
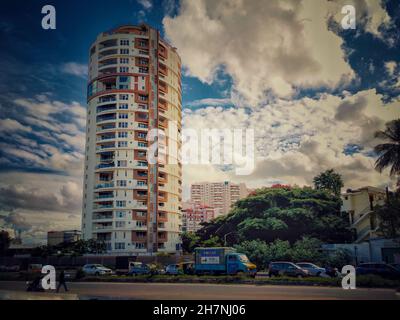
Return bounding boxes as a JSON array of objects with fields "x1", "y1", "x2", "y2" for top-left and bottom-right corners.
[{"x1": 82, "y1": 24, "x2": 182, "y2": 255}]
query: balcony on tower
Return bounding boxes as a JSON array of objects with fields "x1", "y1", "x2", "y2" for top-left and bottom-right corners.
[
  {"x1": 134, "y1": 169, "x2": 148, "y2": 179},
  {"x1": 98, "y1": 94, "x2": 117, "y2": 104},
  {"x1": 135, "y1": 112, "x2": 149, "y2": 123},
  {"x1": 99, "y1": 39, "x2": 118, "y2": 50},
  {"x1": 159, "y1": 62, "x2": 168, "y2": 77},
  {"x1": 94, "y1": 191, "x2": 114, "y2": 201},
  {"x1": 132, "y1": 231, "x2": 147, "y2": 242},
  {"x1": 96, "y1": 112, "x2": 116, "y2": 124},
  {"x1": 93, "y1": 222, "x2": 113, "y2": 232},
  {"x1": 98, "y1": 58, "x2": 118, "y2": 70},
  {"x1": 96, "y1": 172, "x2": 114, "y2": 185},
  {"x1": 158, "y1": 43, "x2": 168, "y2": 60},
  {"x1": 134, "y1": 190, "x2": 148, "y2": 201},
  {"x1": 158, "y1": 211, "x2": 168, "y2": 223},
  {"x1": 97, "y1": 103, "x2": 117, "y2": 114},
  {"x1": 96, "y1": 133, "x2": 116, "y2": 143},
  {"x1": 97, "y1": 123, "x2": 116, "y2": 132},
  {"x1": 98, "y1": 48, "x2": 119, "y2": 60},
  {"x1": 93, "y1": 201, "x2": 114, "y2": 211},
  {"x1": 93, "y1": 211, "x2": 113, "y2": 221},
  {"x1": 158, "y1": 231, "x2": 168, "y2": 243},
  {"x1": 135, "y1": 57, "x2": 149, "y2": 67},
  {"x1": 159, "y1": 79, "x2": 168, "y2": 94},
  {"x1": 133, "y1": 210, "x2": 147, "y2": 220},
  {"x1": 96, "y1": 232, "x2": 112, "y2": 241},
  {"x1": 134, "y1": 38, "x2": 149, "y2": 50},
  {"x1": 96, "y1": 142, "x2": 116, "y2": 152},
  {"x1": 158, "y1": 172, "x2": 167, "y2": 183}
]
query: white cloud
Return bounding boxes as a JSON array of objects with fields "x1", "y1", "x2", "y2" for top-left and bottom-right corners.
[
  {"x1": 164, "y1": 0, "x2": 355, "y2": 105},
  {"x1": 137, "y1": 0, "x2": 152, "y2": 10},
  {"x1": 61, "y1": 62, "x2": 88, "y2": 78},
  {"x1": 0, "y1": 172, "x2": 83, "y2": 245},
  {"x1": 182, "y1": 89, "x2": 400, "y2": 194},
  {"x1": 185, "y1": 97, "x2": 232, "y2": 108},
  {"x1": 327, "y1": 0, "x2": 393, "y2": 42},
  {"x1": 385, "y1": 61, "x2": 397, "y2": 76},
  {"x1": 0, "y1": 118, "x2": 32, "y2": 133}
]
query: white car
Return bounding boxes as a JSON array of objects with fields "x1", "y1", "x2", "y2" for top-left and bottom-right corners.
[
  {"x1": 296, "y1": 262, "x2": 326, "y2": 277},
  {"x1": 82, "y1": 264, "x2": 113, "y2": 276}
]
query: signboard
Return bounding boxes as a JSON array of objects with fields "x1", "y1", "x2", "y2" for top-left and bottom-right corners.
[{"x1": 200, "y1": 256, "x2": 220, "y2": 264}]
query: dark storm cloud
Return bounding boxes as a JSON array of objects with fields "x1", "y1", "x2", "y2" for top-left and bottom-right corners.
[{"x1": 0, "y1": 184, "x2": 80, "y2": 213}]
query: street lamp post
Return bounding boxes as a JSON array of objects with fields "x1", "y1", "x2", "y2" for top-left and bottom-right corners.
[{"x1": 223, "y1": 231, "x2": 237, "y2": 246}]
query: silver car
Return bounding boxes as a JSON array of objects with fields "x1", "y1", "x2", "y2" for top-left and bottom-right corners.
[
  {"x1": 82, "y1": 264, "x2": 113, "y2": 276},
  {"x1": 296, "y1": 262, "x2": 326, "y2": 277}
]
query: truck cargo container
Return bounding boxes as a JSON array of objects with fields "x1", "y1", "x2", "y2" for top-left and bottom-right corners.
[{"x1": 194, "y1": 247, "x2": 257, "y2": 276}]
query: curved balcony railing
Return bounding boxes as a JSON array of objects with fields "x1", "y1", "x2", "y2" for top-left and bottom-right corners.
[
  {"x1": 96, "y1": 163, "x2": 115, "y2": 169},
  {"x1": 95, "y1": 182, "x2": 115, "y2": 189}
]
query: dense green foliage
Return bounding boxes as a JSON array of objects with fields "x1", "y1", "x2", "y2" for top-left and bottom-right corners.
[
  {"x1": 313, "y1": 169, "x2": 344, "y2": 197},
  {"x1": 373, "y1": 196, "x2": 400, "y2": 239},
  {"x1": 31, "y1": 239, "x2": 106, "y2": 257},
  {"x1": 195, "y1": 187, "x2": 352, "y2": 248}
]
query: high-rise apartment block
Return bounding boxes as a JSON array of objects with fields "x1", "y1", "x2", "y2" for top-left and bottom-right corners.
[
  {"x1": 190, "y1": 182, "x2": 249, "y2": 215},
  {"x1": 82, "y1": 25, "x2": 182, "y2": 255}
]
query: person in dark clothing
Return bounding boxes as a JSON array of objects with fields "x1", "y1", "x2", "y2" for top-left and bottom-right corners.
[{"x1": 56, "y1": 270, "x2": 68, "y2": 292}]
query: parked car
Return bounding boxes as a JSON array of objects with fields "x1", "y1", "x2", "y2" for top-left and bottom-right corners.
[
  {"x1": 165, "y1": 264, "x2": 181, "y2": 275},
  {"x1": 390, "y1": 263, "x2": 400, "y2": 272},
  {"x1": 356, "y1": 263, "x2": 400, "y2": 280},
  {"x1": 268, "y1": 262, "x2": 309, "y2": 278},
  {"x1": 0, "y1": 265, "x2": 20, "y2": 272},
  {"x1": 296, "y1": 262, "x2": 326, "y2": 277},
  {"x1": 128, "y1": 263, "x2": 151, "y2": 275},
  {"x1": 82, "y1": 264, "x2": 113, "y2": 276},
  {"x1": 28, "y1": 264, "x2": 43, "y2": 273},
  {"x1": 180, "y1": 262, "x2": 195, "y2": 275},
  {"x1": 324, "y1": 266, "x2": 341, "y2": 278}
]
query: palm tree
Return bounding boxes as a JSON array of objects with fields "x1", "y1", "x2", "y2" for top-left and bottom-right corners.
[{"x1": 374, "y1": 119, "x2": 400, "y2": 177}]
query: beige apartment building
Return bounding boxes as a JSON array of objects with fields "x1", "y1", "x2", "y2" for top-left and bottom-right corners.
[
  {"x1": 190, "y1": 182, "x2": 249, "y2": 215},
  {"x1": 341, "y1": 186, "x2": 386, "y2": 243},
  {"x1": 82, "y1": 24, "x2": 182, "y2": 255}
]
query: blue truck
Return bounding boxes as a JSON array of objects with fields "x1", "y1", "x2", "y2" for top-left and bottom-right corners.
[{"x1": 194, "y1": 247, "x2": 257, "y2": 276}]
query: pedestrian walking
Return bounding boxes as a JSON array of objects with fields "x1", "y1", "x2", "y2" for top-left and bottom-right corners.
[{"x1": 56, "y1": 270, "x2": 68, "y2": 292}]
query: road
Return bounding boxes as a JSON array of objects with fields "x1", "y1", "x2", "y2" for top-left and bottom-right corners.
[{"x1": 0, "y1": 281, "x2": 399, "y2": 300}]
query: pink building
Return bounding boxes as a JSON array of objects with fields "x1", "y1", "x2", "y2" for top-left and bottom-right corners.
[{"x1": 182, "y1": 203, "x2": 219, "y2": 233}]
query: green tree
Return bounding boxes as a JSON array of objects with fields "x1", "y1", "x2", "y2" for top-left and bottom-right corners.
[
  {"x1": 313, "y1": 169, "x2": 344, "y2": 197},
  {"x1": 265, "y1": 239, "x2": 292, "y2": 263},
  {"x1": 196, "y1": 187, "x2": 351, "y2": 245},
  {"x1": 0, "y1": 230, "x2": 11, "y2": 256},
  {"x1": 373, "y1": 198, "x2": 400, "y2": 239},
  {"x1": 201, "y1": 235, "x2": 222, "y2": 247},
  {"x1": 290, "y1": 237, "x2": 323, "y2": 262},
  {"x1": 234, "y1": 240, "x2": 269, "y2": 267},
  {"x1": 323, "y1": 248, "x2": 353, "y2": 268},
  {"x1": 181, "y1": 232, "x2": 200, "y2": 253},
  {"x1": 374, "y1": 119, "x2": 400, "y2": 177}
]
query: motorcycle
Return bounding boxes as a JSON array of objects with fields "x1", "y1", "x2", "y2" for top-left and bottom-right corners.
[{"x1": 26, "y1": 276, "x2": 45, "y2": 292}]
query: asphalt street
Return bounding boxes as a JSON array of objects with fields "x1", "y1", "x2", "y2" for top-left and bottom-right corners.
[{"x1": 0, "y1": 281, "x2": 399, "y2": 300}]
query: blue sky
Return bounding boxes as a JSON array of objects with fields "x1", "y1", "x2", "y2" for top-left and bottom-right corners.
[
  {"x1": 0, "y1": 0, "x2": 399, "y2": 243},
  {"x1": 0, "y1": 0, "x2": 227, "y2": 107}
]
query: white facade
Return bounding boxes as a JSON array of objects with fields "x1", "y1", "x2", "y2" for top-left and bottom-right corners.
[
  {"x1": 190, "y1": 182, "x2": 249, "y2": 215},
  {"x1": 341, "y1": 186, "x2": 386, "y2": 243}
]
